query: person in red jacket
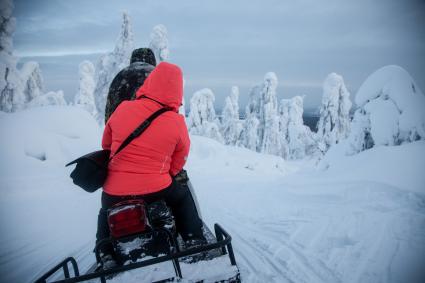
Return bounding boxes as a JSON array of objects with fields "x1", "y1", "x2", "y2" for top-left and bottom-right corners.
[{"x1": 96, "y1": 62, "x2": 204, "y2": 264}]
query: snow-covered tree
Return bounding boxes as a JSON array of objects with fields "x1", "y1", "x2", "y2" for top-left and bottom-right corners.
[
  {"x1": 20, "y1": 61, "x2": 44, "y2": 103},
  {"x1": 259, "y1": 73, "x2": 280, "y2": 154},
  {"x1": 261, "y1": 115, "x2": 281, "y2": 155},
  {"x1": 1, "y1": 1, "x2": 65, "y2": 112},
  {"x1": 242, "y1": 72, "x2": 279, "y2": 153},
  {"x1": 187, "y1": 88, "x2": 223, "y2": 142},
  {"x1": 0, "y1": 0, "x2": 14, "y2": 55},
  {"x1": 0, "y1": 0, "x2": 24, "y2": 112},
  {"x1": 75, "y1": 60, "x2": 97, "y2": 116},
  {"x1": 345, "y1": 65, "x2": 425, "y2": 154},
  {"x1": 238, "y1": 115, "x2": 260, "y2": 151},
  {"x1": 93, "y1": 12, "x2": 134, "y2": 123},
  {"x1": 240, "y1": 85, "x2": 261, "y2": 150},
  {"x1": 277, "y1": 99, "x2": 291, "y2": 158},
  {"x1": 245, "y1": 85, "x2": 262, "y2": 118},
  {"x1": 316, "y1": 73, "x2": 352, "y2": 151},
  {"x1": 221, "y1": 86, "x2": 243, "y2": 145},
  {"x1": 27, "y1": 90, "x2": 67, "y2": 108},
  {"x1": 149, "y1": 24, "x2": 169, "y2": 63},
  {"x1": 345, "y1": 108, "x2": 374, "y2": 154},
  {"x1": 279, "y1": 96, "x2": 316, "y2": 159}
]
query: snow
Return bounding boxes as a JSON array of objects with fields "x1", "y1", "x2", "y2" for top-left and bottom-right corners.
[
  {"x1": 241, "y1": 73, "x2": 278, "y2": 153},
  {"x1": 3, "y1": 8, "x2": 424, "y2": 281},
  {"x1": 355, "y1": 65, "x2": 424, "y2": 108},
  {"x1": 364, "y1": 98, "x2": 399, "y2": 146},
  {"x1": 187, "y1": 88, "x2": 223, "y2": 143},
  {"x1": 221, "y1": 86, "x2": 242, "y2": 145},
  {"x1": 0, "y1": 0, "x2": 23, "y2": 113},
  {"x1": 316, "y1": 73, "x2": 352, "y2": 150},
  {"x1": 1, "y1": 3, "x2": 65, "y2": 114},
  {"x1": 27, "y1": 90, "x2": 67, "y2": 108},
  {"x1": 0, "y1": 0, "x2": 15, "y2": 56},
  {"x1": 20, "y1": 61, "x2": 44, "y2": 103},
  {"x1": 347, "y1": 65, "x2": 425, "y2": 153},
  {"x1": 93, "y1": 12, "x2": 134, "y2": 124},
  {"x1": 1, "y1": 105, "x2": 424, "y2": 283},
  {"x1": 188, "y1": 138, "x2": 425, "y2": 283},
  {"x1": 75, "y1": 60, "x2": 97, "y2": 117},
  {"x1": 278, "y1": 96, "x2": 316, "y2": 160},
  {"x1": 113, "y1": 256, "x2": 239, "y2": 283},
  {"x1": 149, "y1": 24, "x2": 169, "y2": 63},
  {"x1": 320, "y1": 140, "x2": 425, "y2": 194},
  {"x1": 239, "y1": 72, "x2": 317, "y2": 160},
  {"x1": 0, "y1": 106, "x2": 102, "y2": 283},
  {"x1": 238, "y1": 115, "x2": 260, "y2": 151}
]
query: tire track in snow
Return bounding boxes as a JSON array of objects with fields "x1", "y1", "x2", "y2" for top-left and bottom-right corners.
[
  {"x1": 221, "y1": 210, "x2": 341, "y2": 283},
  {"x1": 232, "y1": 227, "x2": 296, "y2": 283},
  {"x1": 262, "y1": 223, "x2": 342, "y2": 283}
]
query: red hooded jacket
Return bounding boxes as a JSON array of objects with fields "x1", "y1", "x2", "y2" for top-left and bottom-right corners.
[{"x1": 102, "y1": 62, "x2": 189, "y2": 196}]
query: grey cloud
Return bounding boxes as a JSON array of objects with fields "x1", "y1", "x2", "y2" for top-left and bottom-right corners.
[{"x1": 12, "y1": 0, "x2": 425, "y2": 111}]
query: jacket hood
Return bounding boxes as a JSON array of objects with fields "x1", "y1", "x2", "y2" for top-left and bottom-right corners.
[
  {"x1": 136, "y1": 62, "x2": 183, "y2": 111},
  {"x1": 130, "y1": 48, "x2": 156, "y2": 66}
]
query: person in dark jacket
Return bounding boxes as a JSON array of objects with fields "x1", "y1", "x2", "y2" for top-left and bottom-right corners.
[{"x1": 104, "y1": 48, "x2": 156, "y2": 124}]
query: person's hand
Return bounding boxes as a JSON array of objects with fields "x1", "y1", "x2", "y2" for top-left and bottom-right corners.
[{"x1": 173, "y1": 169, "x2": 189, "y2": 185}]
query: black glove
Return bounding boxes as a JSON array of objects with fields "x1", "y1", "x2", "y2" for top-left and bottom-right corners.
[{"x1": 174, "y1": 169, "x2": 189, "y2": 185}]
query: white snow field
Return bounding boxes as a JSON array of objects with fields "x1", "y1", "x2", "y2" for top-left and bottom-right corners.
[{"x1": 0, "y1": 106, "x2": 424, "y2": 283}]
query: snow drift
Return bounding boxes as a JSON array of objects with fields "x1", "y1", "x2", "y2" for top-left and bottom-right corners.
[{"x1": 0, "y1": 106, "x2": 102, "y2": 283}]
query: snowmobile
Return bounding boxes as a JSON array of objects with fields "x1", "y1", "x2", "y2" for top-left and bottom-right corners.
[{"x1": 34, "y1": 179, "x2": 241, "y2": 283}]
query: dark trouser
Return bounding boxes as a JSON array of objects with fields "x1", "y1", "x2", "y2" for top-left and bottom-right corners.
[{"x1": 96, "y1": 179, "x2": 204, "y2": 255}]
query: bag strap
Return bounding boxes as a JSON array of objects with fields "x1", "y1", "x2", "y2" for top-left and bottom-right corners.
[{"x1": 111, "y1": 107, "x2": 170, "y2": 160}]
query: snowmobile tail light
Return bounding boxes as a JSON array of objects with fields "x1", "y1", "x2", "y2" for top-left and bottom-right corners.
[{"x1": 108, "y1": 202, "x2": 148, "y2": 238}]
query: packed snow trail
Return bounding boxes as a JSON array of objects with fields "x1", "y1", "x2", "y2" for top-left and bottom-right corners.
[
  {"x1": 190, "y1": 176, "x2": 425, "y2": 283},
  {"x1": 186, "y1": 137, "x2": 425, "y2": 283},
  {"x1": 0, "y1": 107, "x2": 424, "y2": 282}
]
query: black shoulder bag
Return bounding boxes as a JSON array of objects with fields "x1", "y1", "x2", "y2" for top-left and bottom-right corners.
[{"x1": 65, "y1": 108, "x2": 170, "y2": 193}]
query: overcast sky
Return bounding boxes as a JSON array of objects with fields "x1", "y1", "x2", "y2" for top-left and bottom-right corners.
[{"x1": 12, "y1": 0, "x2": 425, "y2": 112}]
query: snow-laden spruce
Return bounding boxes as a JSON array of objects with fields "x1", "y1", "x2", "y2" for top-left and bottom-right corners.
[
  {"x1": 187, "y1": 88, "x2": 223, "y2": 143},
  {"x1": 346, "y1": 65, "x2": 425, "y2": 154},
  {"x1": 242, "y1": 72, "x2": 279, "y2": 154},
  {"x1": 0, "y1": 0, "x2": 23, "y2": 112},
  {"x1": 221, "y1": 86, "x2": 243, "y2": 145},
  {"x1": 93, "y1": 12, "x2": 134, "y2": 124},
  {"x1": 75, "y1": 61, "x2": 97, "y2": 117},
  {"x1": 0, "y1": 1, "x2": 65, "y2": 112},
  {"x1": 238, "y1": 115, "x2": 260, "y2": 151},
  {"x1": 279, "y1": 96, "x2": 316, "y2": 159},
  {"x1": 259, "y1": 73, "x2": 280, "y2": 155},
  {"x1": 149, "y1": 24, "x2": 169, "y2": 63},
  {"x1": 21, "y1": 61, "x2": 44, "y2": 103},
  {"x1": 316, "y1": 73, "x2": 352, "y2": 151}
]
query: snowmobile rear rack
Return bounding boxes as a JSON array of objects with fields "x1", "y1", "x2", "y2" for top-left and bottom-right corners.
[
  {"x1": 35, "y1": 224, "x2": 240, "y2": 283},
  {"x1": 35, "y1": 257, "x2": 80, "y2": 282}
]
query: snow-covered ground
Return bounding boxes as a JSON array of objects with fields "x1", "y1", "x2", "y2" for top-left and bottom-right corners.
[{"x1": 0, "y1": 106, "x2": 424, "y2": 283}]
